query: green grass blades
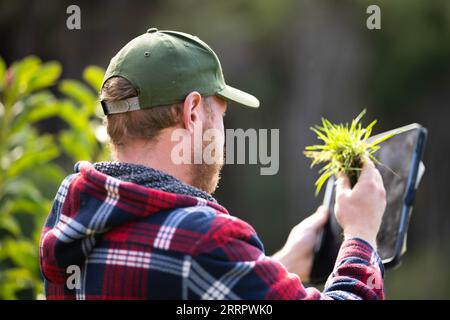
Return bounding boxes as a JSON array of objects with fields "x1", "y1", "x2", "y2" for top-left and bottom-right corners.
[{"x1": 304, "y1": 109, "x2": 396, "y2": 196}]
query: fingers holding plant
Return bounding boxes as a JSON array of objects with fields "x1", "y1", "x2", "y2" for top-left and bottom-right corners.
[{"x1": 335, "y1": 157, "x2": 386, "y2": 249}]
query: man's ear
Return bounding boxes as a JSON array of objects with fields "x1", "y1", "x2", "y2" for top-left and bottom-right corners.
[{"x1": 182, "y1": 91, "x2": 203, "y2": 133}]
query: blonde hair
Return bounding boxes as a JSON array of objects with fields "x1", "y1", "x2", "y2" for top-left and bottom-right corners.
[{"x1": 100, "y1": 77, "x2": 183, "y2": 148}]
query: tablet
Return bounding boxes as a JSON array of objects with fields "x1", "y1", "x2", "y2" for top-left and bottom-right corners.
[{"x1": 309, "y1": 123, "x2": 427, "y2": 284}]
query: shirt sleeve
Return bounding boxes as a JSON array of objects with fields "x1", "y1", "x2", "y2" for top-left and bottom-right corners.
[{"x1": 187, "y1": 215, "x2": 384, "y2": 300}]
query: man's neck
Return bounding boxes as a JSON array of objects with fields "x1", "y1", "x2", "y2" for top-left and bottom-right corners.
[{"x1": 114, "y1": 133, "x2": 192, "y2": 187}]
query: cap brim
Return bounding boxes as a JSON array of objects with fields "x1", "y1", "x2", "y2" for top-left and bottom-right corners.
[{"x1": 217, "y1": 85, "x2": 260, "y2": 108}]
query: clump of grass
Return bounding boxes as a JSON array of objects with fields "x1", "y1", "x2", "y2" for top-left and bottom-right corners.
[{"x1": 304, "y1": 109, "x2": 396, "y2": 195}]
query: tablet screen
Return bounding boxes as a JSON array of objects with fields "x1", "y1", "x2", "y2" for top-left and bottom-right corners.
[
  {"x1": 311, "y1": 124, "x2": 426, "y2": 282},
  {"x1": 372, "y1": 126, "x2": 419, "y2": 260}
]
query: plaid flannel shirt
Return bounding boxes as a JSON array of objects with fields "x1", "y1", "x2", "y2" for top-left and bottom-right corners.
[{"x1": 39, "y1": 161, "x2": 384, "y2": 300}]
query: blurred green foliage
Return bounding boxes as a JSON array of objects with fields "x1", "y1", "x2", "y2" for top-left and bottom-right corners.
[{"x1": 0, "y1": 55, "x2": 107, "y2": 299}]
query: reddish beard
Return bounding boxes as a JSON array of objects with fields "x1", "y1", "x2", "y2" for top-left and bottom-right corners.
[{"x1": 190, "y1": 121, "x2": 224, "y2": 194}]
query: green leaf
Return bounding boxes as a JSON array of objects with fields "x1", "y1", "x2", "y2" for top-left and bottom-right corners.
[
  {"x1": 83, "y1": 65, "x2": 105, "y2": 92},
  {"x1": 311, "y1": 127, "x2": 329, "y2": 143},
  {"x1": 59, "y1": 130, "x2": 92, "y2": 161},
  {"x1": 58, "y1": 99, "x2": 98, "y2": 149},
  {"x1": 2, "y1": 57, "x2": 61, "y2": 112},
  {"x1": 0, "y1": 213, "x2": 21, "y2": 237},
  {"x1": 26, "y1": 102, "x2": 60, "y2": 123},
  {"x1": 59, "y1": 79, "x2": 97, "y2": 115},
  {"x1": 315, "y1": 170, "x2": 333, "y2": 195},
  {"x1": 305, "y1": 145, "x2": 327, "y2": 150},
  {"x1": 11, "y1": 56, "x2": 41, "y2": 93},
  {"x1": 1, "y1": 57, "x2": 33, "y2": 107},
  {"x1": 363, "y1": 119, "x2": 377, "y2": 140},
  {"x1": 0, "y1": 267, "x2": 35, "y2": 300},
  {"x1": 9, "y1": 92, "x2": 61, "y2": 138},
  {"x1": 352, "y1": 109, "x2": 367, "y2": 128},
  {"x1": 370, "y1": 131, "x2": 398, "y2": 147},
  {"x1": 7, "y1": 136, "x2": 60, "y2": 179},
  {"x1": 28, "y1": 162, "x2": 66, "y2": 188},
  {"x1": 3, "y1": 196, "x2": 49, "y2": 218},
  {"x1": 26, "y1": 61, "x2": 62, "y2": 94},
  {"x1": 0, "y1": 56, "x2": 6, "y2": 88},
  {"x1": 0, "y1": 239, "x2": 37, "y2": 270},
  {"x1": 58, "y1": 99, "x2": 86, "y2": 130},
  {"x1": 2, "y1": 178, "x2": 43, "y2": 203}
]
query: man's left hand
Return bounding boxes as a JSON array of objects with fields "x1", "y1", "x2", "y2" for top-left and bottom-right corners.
[{"x1": 271, "y1": 206, "x2": 329, "y2": 282}]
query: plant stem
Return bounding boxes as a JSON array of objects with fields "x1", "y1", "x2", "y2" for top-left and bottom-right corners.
[{"x1": 348, "y1": 155, "x2": 363, "y2": 188}]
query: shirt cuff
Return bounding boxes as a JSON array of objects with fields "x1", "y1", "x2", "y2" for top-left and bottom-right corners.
[{"x1": 337, "y1": 237, "x2": 385, "y2": 278}]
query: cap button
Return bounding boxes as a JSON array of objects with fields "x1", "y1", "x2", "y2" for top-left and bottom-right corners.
[{"x1": 147, "y1": 28, "x2": 158, "y2": 33}]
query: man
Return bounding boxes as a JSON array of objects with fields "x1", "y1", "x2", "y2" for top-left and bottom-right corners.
[{"x1": 39, "y1": 28, "x2": 386, "y2": 299}]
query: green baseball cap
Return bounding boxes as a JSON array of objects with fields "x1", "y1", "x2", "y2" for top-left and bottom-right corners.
[{"x1": 101, "y1": 28, "x2": 260, "y2": 115}]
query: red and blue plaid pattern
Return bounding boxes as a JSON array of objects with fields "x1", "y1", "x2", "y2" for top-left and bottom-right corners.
[{"x1": 39, "y1": 161, "x2": 384, "y2": 300}]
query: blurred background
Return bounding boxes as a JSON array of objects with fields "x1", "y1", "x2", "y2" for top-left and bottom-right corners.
[{"x1": 0, "y1": 0, "x2": 449, "y2": 299}]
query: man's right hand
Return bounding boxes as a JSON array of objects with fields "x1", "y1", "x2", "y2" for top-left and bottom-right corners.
[{"x1": 334, "y1": 157, "x2": 387, "y2": 249}]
